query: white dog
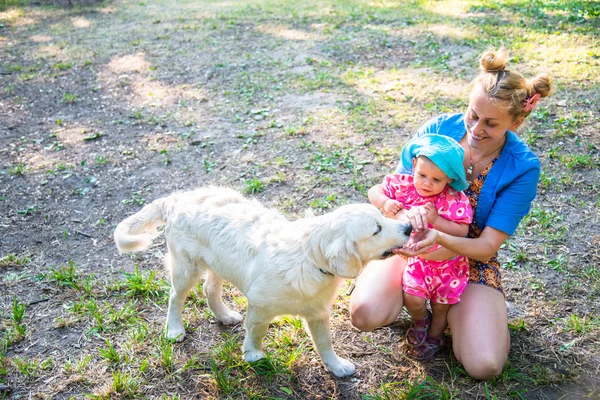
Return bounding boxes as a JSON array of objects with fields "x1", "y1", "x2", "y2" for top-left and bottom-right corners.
[{"x1": 114, "y1": 187, "x2": 412, "y2": 377}]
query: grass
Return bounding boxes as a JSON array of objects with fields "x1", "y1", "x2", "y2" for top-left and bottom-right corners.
[
  {"x1": 0, "y1": 253, "x2": 30, "y2": 267},
  {"x1": 0, "y1": 0, "x2": 598, "y2": 398},
  {"x1": 120, "y1": 265, "x2": 168, "y2": 299},
  {"x1": 48, "y1": 260, "x2": 80, "y2": 289}
]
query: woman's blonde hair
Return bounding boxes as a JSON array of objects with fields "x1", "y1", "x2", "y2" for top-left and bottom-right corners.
[{"x1": 473, "y1": 48, "x2": 552, "y2": 120}]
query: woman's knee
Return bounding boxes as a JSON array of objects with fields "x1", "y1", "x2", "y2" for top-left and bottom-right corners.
[
  {"x1": 349, "y1": 301, "x2": 398, "y2": 332},
  {"x1": 461, "y1": 351, "x2": 507, "y2": 381},
  {"x1": 349, "y1": 304, "x2": 374, "y2": 332}
]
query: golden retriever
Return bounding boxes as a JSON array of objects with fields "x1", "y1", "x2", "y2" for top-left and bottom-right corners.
[{"x1": 114, "y1": 187, "x2": 412, "y2": 377}]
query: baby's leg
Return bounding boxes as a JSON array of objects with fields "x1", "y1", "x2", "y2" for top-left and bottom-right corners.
[
  {"x1": 429, "y1": 302, "x2": 450, "y2": 338},
  {"x1": 403, "y1": 292, "x2": 428, "y2": 320},
  {"x1": 404, "y1": 292, "x2": 430, "y2": 347}
]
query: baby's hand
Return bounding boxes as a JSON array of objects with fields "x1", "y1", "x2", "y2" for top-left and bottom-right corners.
[
  {"x1": 383, "y1": 199, "x2": 403, "y2": 216},
  {"x1": 423, "y1": 203, "x2": 439, "y2": 226}
]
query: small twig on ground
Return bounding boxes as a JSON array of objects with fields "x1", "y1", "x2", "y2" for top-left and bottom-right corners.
[
  {"x1": 28, "y1": 298, "x2": 50, "y2": 306},
  {"x1": 75, "y1": 230, "x2": 92, "y2": 238}
]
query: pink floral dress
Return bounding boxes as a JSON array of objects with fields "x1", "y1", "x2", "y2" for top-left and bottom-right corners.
[{"x1": 381, "y1": 174, "x2": 473, "y2": 304}]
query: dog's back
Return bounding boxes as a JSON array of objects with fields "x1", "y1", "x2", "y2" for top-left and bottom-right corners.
[
  {"x1": 115, "y1": 187, "x2": 295, "y2": 290},
  {"x1": 165, "y1": 188, "x2": 297, "y2": 292},
  {"x1": 114, "y1": 187, "x2": 252, "y2": 253}
]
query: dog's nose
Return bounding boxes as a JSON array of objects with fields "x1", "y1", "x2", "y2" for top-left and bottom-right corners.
[{"x1": 402, "y1": 224, "x2": 412, "y2": 236}]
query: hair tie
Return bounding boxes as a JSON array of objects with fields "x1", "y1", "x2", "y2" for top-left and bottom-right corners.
[{"x1": 524, "y1": 93, "x2": 541, "y2": 112}]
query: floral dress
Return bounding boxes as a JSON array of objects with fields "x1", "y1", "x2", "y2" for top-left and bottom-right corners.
[
  {"x1": 381, "y1": 174, "x2": 473, "y2": 304},
  {"x1": 464, "y1": 158, "x2": 504, "y2": 295}
]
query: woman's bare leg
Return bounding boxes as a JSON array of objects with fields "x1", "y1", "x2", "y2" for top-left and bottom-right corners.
[
  {"x1": 447, "y1": 284, "x2": 510, "y2": 380},
  {"x1": 349, "y1": 256, "x2": 407, "y2": 331}
]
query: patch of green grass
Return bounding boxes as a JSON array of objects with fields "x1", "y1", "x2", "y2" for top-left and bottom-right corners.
[
  {"x1": 544, "y1": 254, "x2": 567, "y2": 273},
  {"x1": 13, "y1": 357, "x2": 38, "y2": 377},
  {"x1": 244, "y1": 178, "x2": 264, "y2": 194},
  {"x1": 160, "y1": 149, "x2": 170, "y2": 166},
  {"x1": 96, "y1": 155, "x2": 109, "y2": 165},
  {"x1": 156, "y1": 332, "x2": 176, "y2": 373},
  {"x1": 62, "y1": 355, "x2": 93, "y2": 375},
  {"x1": 309, "y1": 194, "x2": 337, "y2": 211},
  {"x1": 48, "y1": 260, "x2": 80, "y2": 289},
  {"x1": 127, "y1": 323, "x2": 150, "y2": 344},
  {"x1": 562, "y1": 314, "x2": 600, "y2": 334},
  {"x1": 16, "y1": 205, "x2": 39, "y2": 215},
  {"x1": 210, "y1": 358, "x2": 241, "y2": 396},
  {"x1": 203, "y1": 159, "x2": 216, "y2": 172},
  {"x1": 365, "y1": 375, "x2": 458, "y2": 399},
  {"x1": 508, "y1": 318, "x2": 527, "y2": 332},
  {"x1": 0, "y1": 253, "x2": 30, "y2": 267},
  {"x1": 55, "y1": 61, "x2": 73, "y2": 70},
  {"x1": 121, "y1": 191, "x2": 146, "y2": 205},
  {"x1": 554, "y1": 113, "x2": 585, "y2": 138},
  {"x1": 105, "y1": 300, "x2": 141, "y2": 327},
  {"x1": 308, "y1": 148, "x2": 358, "y2": 174},
  {"x1": 520, "y1": 205, "x2": 562, "y2": 231},
  {"x1": 120, "y1": 265, "x2": 168, "y2": 299},
  {"x1": 99, "y1": 339, "x2": 122, "y2": 366},
  {"x1": 560, "y1": 154, "x2": 598, "y2": 169},
  {"x1": 300, "y1": 70, "x2": 338, "y2": 91},
  {"x1": 9, "y1": 163, "x2": 25, "y2": 175},
  {"x1": 62, "y1": 92, "x2": 77, "y2": 103},
  {"x1": 11, "y1": 298, "x2": 26, "y2": 336},
  {"x1": 529, "y1": 277, "x2": 546, "y2": 292},
  {"x1": 538, "y1": 169, "x2": 555, "y2": 189},
  {"x1": 111, "y1": 369, "x2": 141, "y2": 397}
]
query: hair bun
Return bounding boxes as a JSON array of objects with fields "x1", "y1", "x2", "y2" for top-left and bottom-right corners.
[
  {"x1": 529, "y1": 73, "x2": 552, "y2": 98},
  {"x1": 479, "y1": 48, "x2": 509, "y2": 73}
]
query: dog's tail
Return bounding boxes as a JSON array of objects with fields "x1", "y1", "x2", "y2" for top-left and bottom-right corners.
[{"x1": 114, "y1": 195, "x2": 173, "y2": 254}]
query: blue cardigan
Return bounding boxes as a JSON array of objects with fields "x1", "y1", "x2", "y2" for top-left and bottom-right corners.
[{"x1": 395, "y1": 113, "x2": 540, "y2": 236}]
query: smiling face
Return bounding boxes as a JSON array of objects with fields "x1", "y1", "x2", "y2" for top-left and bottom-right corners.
[
  {"x1": 411, "y1": 156, "x2": 452, "y2": 197},
  {"x1": 465, "y1": 84, "x2": 525, "y2": 151}
]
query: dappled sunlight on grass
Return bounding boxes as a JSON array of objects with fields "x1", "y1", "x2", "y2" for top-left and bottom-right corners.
[
  {"x1": 0, "y1": 8, "x2": 24, "y2": 22},
  {"x1": 426, "y1": 24, "x2": 477, "y2": 40},
  {"x1": 30, "y1": 34, "x2": 53, "y2": 43},
  {"x1": 107, "y1": 53, "x2": 151, "y2": 74},
  {"x1": 258, "y1": 25, "x2": 326, "y2": 42},
  {"x1": 0, "y1": 0, "x2": 598, "y2": 398},
  {"x1": 71, "y1": 17, "x2": 92, "y2": 29},
  {"x1": 97, "y1": 7, "x2": 118, "y2": 14},
  {"x1": 37, "y1": 44, "x2": 63, "y2": 58},
  {"x1": 426, "y1": 0, "x2": 473, "y2": 17},
  {"x1": 514, "y1": 39, "x2": 600, "y2": 84},
  {"x1": 19, "y1": 126, "x2": 100, "y2": 172},
  {"x1": 342, "y1": 66, "x2": 468, "y2": 116}
]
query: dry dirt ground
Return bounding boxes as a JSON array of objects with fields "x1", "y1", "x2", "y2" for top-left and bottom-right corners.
[{"x1": 0, "y1": 0, "x2": 599, "y2": 399}]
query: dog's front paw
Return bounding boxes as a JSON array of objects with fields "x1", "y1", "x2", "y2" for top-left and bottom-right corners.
[
  {"x1": 243, "y1": 349, "x2": 266, "y2": 363},
  {"x1": 217, "y1": 310, "x2": 243, "y2": 326},
  {"x1": 165, "y1": 325, "x2": 186, "y2": 342},
  {"x1": 325, "y1": 357, "x2": 356, "y2": 378}
]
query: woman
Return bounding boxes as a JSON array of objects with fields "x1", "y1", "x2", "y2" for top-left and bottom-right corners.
[{"x1": 349, "y1": 48, "x2": 552, "y2": 380}]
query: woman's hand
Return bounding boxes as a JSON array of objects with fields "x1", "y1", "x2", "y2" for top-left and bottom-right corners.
[
  {"x1": 393, "y1": 228, "x2": 439, "y2": 257},
  {"x1": 405, "y1": 203, "x2": 438, "y2": 231}
]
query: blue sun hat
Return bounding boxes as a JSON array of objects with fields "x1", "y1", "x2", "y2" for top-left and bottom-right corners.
[{"x1": 400, "y1": 134, "x2": 469, "y2": 192}]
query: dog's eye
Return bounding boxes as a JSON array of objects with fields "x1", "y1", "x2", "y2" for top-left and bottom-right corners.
[{"x1": 373, "y1": 223, "x2": 382, "y2": 236}]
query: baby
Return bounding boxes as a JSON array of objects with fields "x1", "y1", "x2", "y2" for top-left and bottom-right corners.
[{"x1": 368, "y1": 134, "x2": 473, "y2": 360}]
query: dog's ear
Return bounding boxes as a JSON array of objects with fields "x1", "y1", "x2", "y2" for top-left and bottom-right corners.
[{"x1": 324, "y1": 237, "x2": 363, "y2": 279}]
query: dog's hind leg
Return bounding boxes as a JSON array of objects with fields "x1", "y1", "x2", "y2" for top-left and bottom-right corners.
[
  {"x1": 242, "y1": 305, "x2": 272, "y2": 362},
  {"x1": 305, "y1": 316, "x2": 356, "y2": 377},
  {"x1": 203, "y1": 269, "x2": 243, "y2": 325},
  {"x1": 166, "y1": 252, "x2": 201, "y2": 342}
]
